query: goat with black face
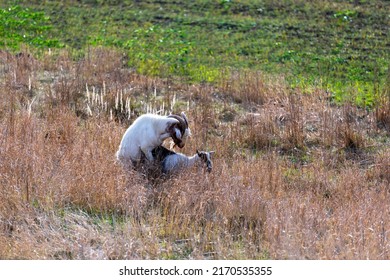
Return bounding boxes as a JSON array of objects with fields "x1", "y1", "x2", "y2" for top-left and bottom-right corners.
[
  {"x1": 116, "y1": 112, "x2": 191, "y2": 166},
  {"x1": 151, "y1": 145, "x2": 214, "y2": 175}
]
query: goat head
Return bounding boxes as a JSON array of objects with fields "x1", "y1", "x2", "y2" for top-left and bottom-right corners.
[{"x1": 167, "y1": 112, "x2": 190, "y2": 148}]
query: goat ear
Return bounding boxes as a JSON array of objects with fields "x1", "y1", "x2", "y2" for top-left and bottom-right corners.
[
  {"x1": 209, "y1": 151, "x2": 215, "y2": 156},
  {"x1": 196, "y1": 150, "x2": 200, "y2": 155},
  {"x1": 174, "y1": 128, "x2": 182, "y2": 140}
]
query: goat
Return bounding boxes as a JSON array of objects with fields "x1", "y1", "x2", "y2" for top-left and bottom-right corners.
[
  {"x1": 116, "y1": 112, "x2": 190, "y2": 165},
  {"x1": 151, "y1": 145, "x2": 214, "y2": 175}
]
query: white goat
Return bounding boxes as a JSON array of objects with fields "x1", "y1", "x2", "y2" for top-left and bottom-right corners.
[
  {"x1": 151, "y1": 145, "x2": 214, "y2": 175},
  {"x1": 116, "y1": 112, "x2": 190, "y2": 166}
]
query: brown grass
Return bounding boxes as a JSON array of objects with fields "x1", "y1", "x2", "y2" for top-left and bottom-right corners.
[{"x1": 0, "y1": 48, "x2": 389, "y2": 260}]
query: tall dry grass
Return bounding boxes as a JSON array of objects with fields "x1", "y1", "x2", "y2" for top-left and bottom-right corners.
[{"x1": 0, "y1": 48, "x2": 389, "y2": 259}]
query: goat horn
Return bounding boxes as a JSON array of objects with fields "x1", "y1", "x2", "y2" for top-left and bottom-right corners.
[
  {"x1": 181, "y1": 112, "x2": 189, "y2": 128},
  {"x1": 167, "y1": 114, "x2": 188, "y2": 135}
]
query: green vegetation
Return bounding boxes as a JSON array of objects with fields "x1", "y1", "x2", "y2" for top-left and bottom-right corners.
[
  {"x1": 1, "y1": 0, "x2": 389, "y2": 105},
  {"x1": 0, "y1": 5, "x2": 61, "y2": 49}
]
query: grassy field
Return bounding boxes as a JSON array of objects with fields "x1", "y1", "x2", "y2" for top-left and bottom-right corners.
[
  {"x1": 1, "y1": 0, "x2": 389, "y2": 104},
  {"x1": 0, "y1": 0, "x2": 389, "y2": 259}
]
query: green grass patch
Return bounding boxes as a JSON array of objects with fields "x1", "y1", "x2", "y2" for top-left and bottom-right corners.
[
  {"x1": 1, "y1": 0, "x2": 388, "y2": 103},
  {"x1": 0, "y1": 5, "x2": 62, "y2": 49}
]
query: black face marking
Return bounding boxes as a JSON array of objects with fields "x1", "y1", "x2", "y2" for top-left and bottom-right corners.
[
  {"x1": 197, "y1": 151, "x2": 213, "y2": 172},
  {"x1": 176, "y1": 123, "x2": 186, "y2": 139},
  {"x1": 167, "y1": 115, "x2": 187, "y2": 139},
  {"x1": 167, "y1": 123, "x2": 185, "y2": 148}
]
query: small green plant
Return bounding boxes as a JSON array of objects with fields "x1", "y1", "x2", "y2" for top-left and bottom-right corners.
[{"x1": 333, "y1": 9, "x2": 358, "y2": 22}]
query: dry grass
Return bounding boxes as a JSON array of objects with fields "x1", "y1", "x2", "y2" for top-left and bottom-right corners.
[{"x1": 0, "y1": 48, "x2": 389, "y2": 260}]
